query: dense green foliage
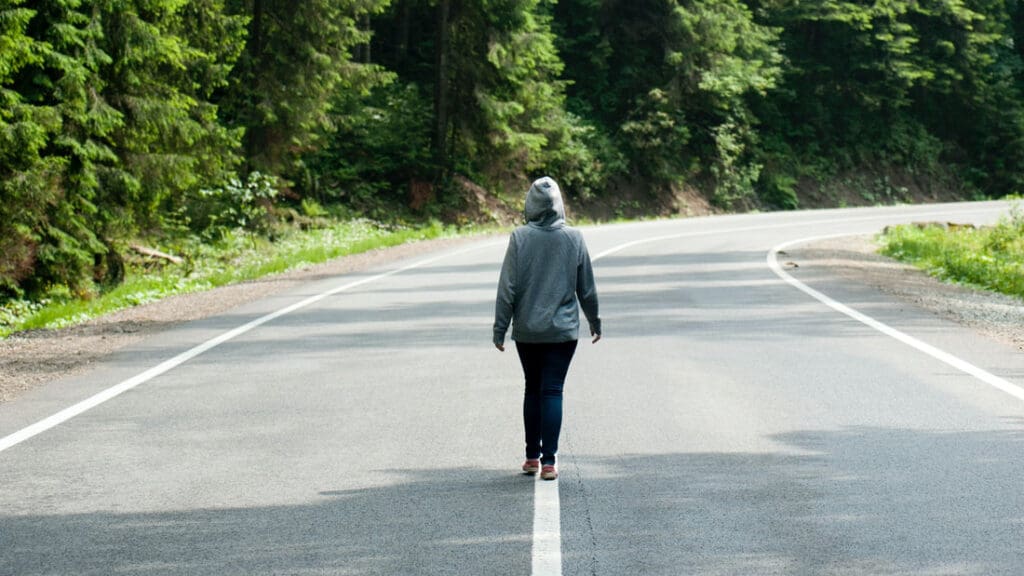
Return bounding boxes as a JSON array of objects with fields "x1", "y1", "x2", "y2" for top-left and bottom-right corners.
[
  {"x1": 879, "y1": 205, "x2": 1024, "y2": 298},
  {"x1": 220, "y1": 0, "x2": 389, "y2": 177},
  {"x1": 4, "y1": 0, "x2": 1024, "y2": 308},
  {"x1": 754, "y1": 0, "x2": 1024, "y2": 204},
  {"x1": 555, "y1": 0, "x2": 783, "y2": 205}
]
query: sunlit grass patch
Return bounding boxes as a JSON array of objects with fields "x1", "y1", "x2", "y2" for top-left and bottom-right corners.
[{"x1": 878, "y1": 204, "x2": 1024, "y2": 298}]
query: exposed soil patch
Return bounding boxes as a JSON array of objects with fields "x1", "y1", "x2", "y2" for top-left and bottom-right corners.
[
  {"x1": 798, "y1": 167, "x2": 966, "y2": 209},
  {"x1": 573, "y1": 180, "x2": 717, "y2": 222}
]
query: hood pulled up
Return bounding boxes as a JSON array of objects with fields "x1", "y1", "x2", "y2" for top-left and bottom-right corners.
[{"x1": 524, "y1": 177, "x2": 565, "y2": 229}]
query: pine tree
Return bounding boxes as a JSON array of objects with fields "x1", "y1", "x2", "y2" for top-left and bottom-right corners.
[
  {"x1": 220, "y1": 0, "x2": 390, "y2": 179},
  {"x1": 93, "y1": 0, "x2": 246, "y2": 234},
  {"x1": 3, "y1": 0, "x2": 248, "y2": 296},
  {"x1": 2, "y1": 0, "x2": 113, "y2": 295},
  {"x1": 445, "y1": 0, "x2": 573, "y2": 179},
  {"x1": 0, "y1": 0, "x2": 59, "y2": 295},
  {"x1": 554, "y1": 0, "x2": 782, "y2": 200},
  {"x1": 758, "y1": 0, "x2": 1024, "y2": 196}
]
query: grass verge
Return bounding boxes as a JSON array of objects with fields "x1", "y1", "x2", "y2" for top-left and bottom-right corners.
[
  {"x1": 0, "y1": 219, "x2": 484, "y2": 338},
  {"x1": 878, "y1": 204, "x2": 1024, "y2": 298}
]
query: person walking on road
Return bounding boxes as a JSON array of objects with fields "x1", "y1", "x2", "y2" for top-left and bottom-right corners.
[{"x1": 493, "y1": 176, "x2": 601, "y2": 481}]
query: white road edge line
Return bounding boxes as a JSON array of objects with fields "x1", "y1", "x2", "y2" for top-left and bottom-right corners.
[
  {"x1": 532, "y1": 474, "x2": 562, "y2": 576},
  {"x1": 591, "y1": 205, "x2": 1006, "y2": 262},
  {"x1": 0, "y1": 242, "x2": 503, "y2": 454},
  {"x1": 531, "y1": 204, "x2": 1009, "y2": 576},
  {"x1": 768, "y1": 234, "x2": 1024, "y2": 403}
]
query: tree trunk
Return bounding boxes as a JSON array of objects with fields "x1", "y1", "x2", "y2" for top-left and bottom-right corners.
[
  {"x1": 363, "y1": 14, "x2": 371, "y2": 63},
  {"x1": 244, "y1": 0, "x2": 264, "y2": 173},
  {"x1": 397, "y1": 0, "x2": 410, "y2": 64},
  {"x1": 433, "y1": 0, "x2": 450, "y2": 176}
]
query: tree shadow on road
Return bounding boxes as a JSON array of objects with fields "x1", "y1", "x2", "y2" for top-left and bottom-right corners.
[
  {"x1": 560, "y1": 424, "x2": 1024, "y2": 575},
  {"x1": 4, "y1": 427, "x2": 1024, "y2": 575},
  {"x1": 1, "y1": 467, "x2": 535, "y2": 576}
]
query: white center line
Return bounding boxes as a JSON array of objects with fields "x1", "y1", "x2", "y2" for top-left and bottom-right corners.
[
  {"x1": 767, "y1": 234, "x2": 1024, "y2": 403},
  {"x1": 532, "y1": 475, "x2": 563, "y2": 575}
]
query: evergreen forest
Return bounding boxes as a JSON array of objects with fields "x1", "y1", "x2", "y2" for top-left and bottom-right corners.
[{"x1": 3, "y1": 0, "x2": 1024, "y2": 301}]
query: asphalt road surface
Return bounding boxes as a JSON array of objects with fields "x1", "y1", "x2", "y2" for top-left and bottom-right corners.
[{"x1": 2, "y1": 201, "x2": 1023, "y2": 576}]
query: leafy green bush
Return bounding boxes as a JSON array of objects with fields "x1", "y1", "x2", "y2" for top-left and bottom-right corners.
[
  {"x1": 185, "y1": 172, "x2": 280, "y2": 239},
  {"x1": 759, "y1": 172, "x2": 799, "y2": 210},
  {"x1": 881, "y1": 119, "x2": 943, "y2": 172},
  {"x1": 709, "y1": 120, "x2": 761, "y2": 210},
  {"x1": 304, "y1": 81, "x2": 433, "y2": 210},
  {"x1": 542, "y1": 113, "x2": 626, "y2": 200},
  {"x1": 620, "y1": 88, "x2": 692, "y2": 184},
  {"x1": 300, "y1": 199, "x2": 329, "y2": 219}
]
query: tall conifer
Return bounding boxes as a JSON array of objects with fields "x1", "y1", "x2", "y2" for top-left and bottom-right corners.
[{"x1": 220, "y1": 0, "x2": 390, "y2": 178}]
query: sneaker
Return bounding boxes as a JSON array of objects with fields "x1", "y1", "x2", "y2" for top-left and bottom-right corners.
[
  {"x1": 522, "y1": 459, "x2": 540, "y2": 474},
  {"x1": 540, "y1": 465, "x2": 558, "y2": 480}
]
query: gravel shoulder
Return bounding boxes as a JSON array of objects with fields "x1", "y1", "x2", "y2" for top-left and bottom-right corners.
[
  {"x1": 1, "y1": 232, "x2": 1021, "y2": 404},
  {"x1": 787, "y1": 235, "x2": 1024, "y2": 353}
]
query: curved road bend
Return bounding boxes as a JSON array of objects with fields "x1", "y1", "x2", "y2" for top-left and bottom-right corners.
[{"x1": 1, "y1": 201, "x2": 1022, "y2": 575}]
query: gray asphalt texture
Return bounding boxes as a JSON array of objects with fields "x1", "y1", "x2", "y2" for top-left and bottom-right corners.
[{"x1": 2, "y1": 202, "x2": 1023, "y2": 575}]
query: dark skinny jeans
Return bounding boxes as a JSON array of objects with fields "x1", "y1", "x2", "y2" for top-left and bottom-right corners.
[{"x1": 515, "y1": 340, "x2": 578, "y2": 466}]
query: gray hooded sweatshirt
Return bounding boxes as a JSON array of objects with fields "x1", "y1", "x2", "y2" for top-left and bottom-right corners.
[{"x1": 493, "y1": 177, "x2": 601, "y2": 346}]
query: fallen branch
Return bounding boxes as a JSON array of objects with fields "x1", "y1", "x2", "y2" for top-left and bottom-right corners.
[{"x1": 129, "y1": 244, "x2": 184, "y2": 265}]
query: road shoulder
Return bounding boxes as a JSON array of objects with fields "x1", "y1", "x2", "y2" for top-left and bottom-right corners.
[{"x1": 789, "y1": 234, "x2": 1024, "y2": 353}]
